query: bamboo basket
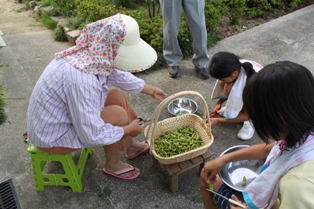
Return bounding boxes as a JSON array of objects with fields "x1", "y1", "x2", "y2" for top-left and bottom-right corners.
[{"x1": 144, "y1": 91, "x2": 214, "y2": 165}]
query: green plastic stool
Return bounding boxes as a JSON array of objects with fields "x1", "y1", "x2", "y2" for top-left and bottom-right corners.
[{"x1": 27, "y1": 144, "x2": 92, "y2": 192}]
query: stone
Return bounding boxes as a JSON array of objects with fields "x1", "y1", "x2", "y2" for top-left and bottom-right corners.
[
  {"x1": 57, "y1": 18, "x2": 68, "y2": 28},
  {"x1": 33, "y1": 5, "x2": 39, "y2": 13},
  {"x1": 29, "y1": 1, "x2": 36, "y2": 10},
  {"x1": 50, "y1": 16, "x2": 59, "y2": 23},
  {"x1": 66, "y1": 30, "x2": 81, "y2": 46},
  {"x1": 40, "y1": 6, "x2": 56, "y2": 16}
]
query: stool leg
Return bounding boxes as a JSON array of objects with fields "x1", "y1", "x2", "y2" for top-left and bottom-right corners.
[
  {"x1": 30, "y1": 153, "x2": 47, "y2": 191},
  {"x1": 152, "y1": 155, "x2": 160, "y2": 168},
  {"x1": 76, "y1": 148, "x2": 93, "y2": 182},
  {"x1": 169, "y1": 174, "x2": 179, "y2": 192},
  {"x1": 28, "y1": 145, "x2": 92, "y2": 192},
  {"x1": 199, "y1": 162, "x2": 205, "y2": 173},
  {"x1": 61, "y1": 148, "x2": 92, "y2": 192},
  {"x1": 62, "y1": 153, "x2": 83, "y2": 192}
]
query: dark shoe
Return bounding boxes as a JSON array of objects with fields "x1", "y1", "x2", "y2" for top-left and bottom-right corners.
[
  {"x1": 168, "y1": 66, "x2": 179, "y2": 78},
  {"x1": 195, "y1": 67, "x2": 209, "y2": 79}
]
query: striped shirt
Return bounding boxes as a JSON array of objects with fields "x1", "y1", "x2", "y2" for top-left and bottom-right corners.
[{"x1": 27, "y1": 58, "x2": 145, "y2": 148}]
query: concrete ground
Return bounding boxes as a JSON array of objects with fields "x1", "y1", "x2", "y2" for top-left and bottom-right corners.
[{"x1": 0, "y1": 1, "x2": 313, "y2": 208}]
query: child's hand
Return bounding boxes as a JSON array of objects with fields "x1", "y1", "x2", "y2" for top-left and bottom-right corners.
[
  {"x1": 211, "y1": 105, "x2": 222, "y2": 118},
  {"x1": 217, "y1": 107, "x2": 226, "y2": 116},
  {"x1": 210, "y1": 110, "x2": 219, "y2": 118},
  {"x1": 202, "y1": 158, "x2": 225, "y2": 184}
]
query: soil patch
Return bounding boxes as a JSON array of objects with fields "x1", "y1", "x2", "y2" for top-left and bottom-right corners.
[{"x1": 216, "y1": 1, "x2": 314, "y2": 38}]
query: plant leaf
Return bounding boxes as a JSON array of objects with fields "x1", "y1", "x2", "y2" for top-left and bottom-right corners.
[
  {"x1": 98, "y1": 190, "x2": 104, "y2": 198},
  {"x1": 194, "y1": 192, "x2": 203, "y2": 203},
  {"x1": 103, "y1": 186, "x2": 112, "y2": 196}
]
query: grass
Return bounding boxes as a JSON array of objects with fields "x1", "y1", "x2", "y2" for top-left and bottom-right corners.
[
  {"x1": 41, "y1": 12, "x2": 57, "y2": 30},
  {"x1": 53, "y1": 26, "x2": 68, "y2": 41},
  {"x1": 0, "y1": 82, "x2": 7, "y2": 125}
]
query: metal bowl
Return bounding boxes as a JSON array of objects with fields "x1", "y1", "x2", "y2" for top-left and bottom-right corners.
[
  {"x1": 167, "y1": 97, "x2": 198, "y2": 116},
  {"x1": 219, "y1": 145, "x2": 265, "y2": 192}
]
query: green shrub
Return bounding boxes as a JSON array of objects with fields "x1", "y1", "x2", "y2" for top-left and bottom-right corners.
[
  {"x1": 287, "y1": 0, "x2": 308, "y2": 8},
  {"x1": 177, "y1": 14, "x2": 193, "y2": 58},
  {"x1": 244, "y1": 0, "x2": 301, "y2": 17},
  {"x1": 36, "y1": 0, "x2": 310, "y2": 71},
  {"x1": 204, "y1": 0, "x2": 225, "y2": 47},
  {"x1": 224, "y1": 0, "x2": 246, "y2": 25},
  {"x1": 40, "y1": 0, "x2": 54, "y2": 7},
  {"x1": 53, "y1": 26, "x2": 68, "y2": 41},
  {"x1": 125, "y1": 10, "x2": 165, "y2": 69},
  {"x1": 207, "y1": 32, "x2": 222, "y2": 48},
  {"x1": 205, "y1": 0, "x2": 226, "y2": 32},
  {"x1": 66, "y1": 16, "x2": 87, "y2": 30},
  {"x1": 41, "y1": 12, "x2": 57, "y2": 29},
  {"x1": 52, "y1": 0, "x2": 77, "y2": 17},
  {"x1": 76, "y1": 0, "x2": 119, "y2": 22},
  {"x1": 112, "y1": 0, "x2": 136, "y2": 8}
]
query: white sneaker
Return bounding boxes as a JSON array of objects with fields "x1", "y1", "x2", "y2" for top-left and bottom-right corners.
[{"x1": 237, "y1": 121, "x2": 255, "y2": 140}]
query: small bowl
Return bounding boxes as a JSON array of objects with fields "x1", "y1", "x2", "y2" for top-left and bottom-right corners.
[
  {"x1": 219, "y1": 145, "x2": 265, "y2": 192},
  {"x1": 168, "y1": 97, "x2": 198, "y2": 116}
]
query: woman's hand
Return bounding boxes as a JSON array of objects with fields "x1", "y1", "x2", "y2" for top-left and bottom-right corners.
[
  {"x1": 123, "y1": 118, "x2": 145, "y2": 137},
  {"x1": 229, "y1": 195, "x2": 248, "y2": 209},
  {"x1": 151, "y1": 86, "x2": 167, "y2": 101},
  {"x1": 142, "y1": 84, "x2": 167, "y2": 102}
]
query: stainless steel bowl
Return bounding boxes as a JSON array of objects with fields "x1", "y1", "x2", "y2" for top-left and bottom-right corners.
[
  {"x1": 167, "y1": 97, "x2": 198, "y2": 116},
  {"x1": 219, "y1": 145, "x2": 265, "y2": 192}
]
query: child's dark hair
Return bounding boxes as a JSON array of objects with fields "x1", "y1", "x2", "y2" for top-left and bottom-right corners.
[
  {"x1": 208, "y1": 52, "x2": 256, "y2": 79},
  {"x1": 243, "y1": 61, "x2": 314, "y2": 148}
]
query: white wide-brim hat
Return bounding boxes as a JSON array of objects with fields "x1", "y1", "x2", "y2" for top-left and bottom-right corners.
[{"x1": 113, "y1": 14, "x2": 157, "y2": 73}]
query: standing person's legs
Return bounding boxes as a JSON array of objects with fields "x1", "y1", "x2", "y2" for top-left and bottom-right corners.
[
  {"x1": 183, "y1": 0, "x2": 210, "y2": 78},
  {"x1": 159, "y1": 0, "x2": 183, "y2": 66}
]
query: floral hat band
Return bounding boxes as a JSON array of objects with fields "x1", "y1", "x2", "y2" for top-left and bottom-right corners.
[{"x1": 55, "y1": 13, "x2": 157, "y2": 76}]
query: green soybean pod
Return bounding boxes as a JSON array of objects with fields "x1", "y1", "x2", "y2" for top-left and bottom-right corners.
[{"x1": 242, "y1": 176, "x2": 247, "y2": 186}]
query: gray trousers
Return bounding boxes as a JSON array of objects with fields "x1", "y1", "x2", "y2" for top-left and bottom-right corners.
[{"x1": 159, "y1": 0, "x2": 210, "y2": 69}]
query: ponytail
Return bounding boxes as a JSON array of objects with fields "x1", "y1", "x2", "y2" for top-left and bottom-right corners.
[{"x1": 242, "y1": 62, "x2": 256, "y2": 78}]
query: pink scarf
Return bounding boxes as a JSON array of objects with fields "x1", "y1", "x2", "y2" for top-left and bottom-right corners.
[
  {"x1": 243, "y1": 131, "x2": 314, "y2": 209},
  {"x1": 55, "y1": 14, "x2": 125, "y2": 76}
]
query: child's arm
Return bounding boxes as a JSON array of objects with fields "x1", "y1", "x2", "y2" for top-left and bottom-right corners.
[
  {"x1": 203, "y1": 142, "x2": 275, "y2": 184},
  {"x1": 210, "y1": 112, "x2": 249, "y2": 125},
  {"x1": 210, "y1": 111, "x2": 249, "y2": 127},
  {"x1": 215, "y1": 99, "x2": 227, "y2": 108},
  {"x1": 211, "y1": 99, "x2": 227, "y2": 117},
  {"x1": 221, "y1": 142, "x2": 275, "y2": 162}
]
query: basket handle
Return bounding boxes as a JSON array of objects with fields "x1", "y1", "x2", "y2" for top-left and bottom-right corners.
[{"x1": 145, "y1": 90, "x2": 211, "y2": 144}]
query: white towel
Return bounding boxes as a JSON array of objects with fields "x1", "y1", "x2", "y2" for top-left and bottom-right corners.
[
  {"x1": 223, "y1": 66, "x2": 246, "y2": 119},
  {"x1": 210, "y1": 59, "x2": 263, "y2": 119}
]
